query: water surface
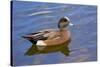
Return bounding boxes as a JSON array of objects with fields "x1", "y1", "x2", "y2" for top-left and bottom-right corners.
[{"x1": 12, "y1": 1, "x2": 97, "y2": 66}]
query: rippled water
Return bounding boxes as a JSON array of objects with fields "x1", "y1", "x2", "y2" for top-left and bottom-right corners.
[{"x1": 11, "y1": 1, "x2": 97, "y2": 66}]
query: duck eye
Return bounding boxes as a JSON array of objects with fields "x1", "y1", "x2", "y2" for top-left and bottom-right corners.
[{"x1": 64, "y1": 19, "x2": 67, "y2": 22}]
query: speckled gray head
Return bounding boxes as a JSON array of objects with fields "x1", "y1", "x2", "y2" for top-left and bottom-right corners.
[{"x1": 58, "y1": 16, "x2": 73, "y2": 29}]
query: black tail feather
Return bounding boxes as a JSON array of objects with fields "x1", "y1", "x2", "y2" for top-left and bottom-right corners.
[{"x1": 22, "y1": 36, "x2": 37, "y2": 44}]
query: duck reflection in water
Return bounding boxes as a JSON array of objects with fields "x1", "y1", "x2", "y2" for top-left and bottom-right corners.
[
  {"x1": 25, "y1": 40, "x2": 71, "y2": 56},
  {"x1": 23, "y1": 16, "x2": 73, "y2": 56}
]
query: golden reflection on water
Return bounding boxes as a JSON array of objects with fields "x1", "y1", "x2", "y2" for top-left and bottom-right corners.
[{"x1": 25, "y1": 40, "x2": 71, "y2": 57}]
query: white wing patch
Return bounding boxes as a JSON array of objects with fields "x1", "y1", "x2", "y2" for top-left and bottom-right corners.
[
  {"x1": 36, "y1": 40, "x2": 47, "y2": 46},
  {"x1": 36, "y1": 40, "x2": 47, "y2": 50}
]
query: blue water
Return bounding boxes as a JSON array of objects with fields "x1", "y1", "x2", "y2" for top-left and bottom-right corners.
[{"x1": 12, "y1": 1, "x2": 97, "y2": 66}]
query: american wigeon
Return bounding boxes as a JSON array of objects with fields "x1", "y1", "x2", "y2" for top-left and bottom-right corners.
[{"x1": 23, "y1": 16, "x2": 73, "y2": 49}]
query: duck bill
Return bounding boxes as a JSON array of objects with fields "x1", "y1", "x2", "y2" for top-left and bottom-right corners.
[{"x1": 69, "y1": 22, "x2": 74, "y2": 26}]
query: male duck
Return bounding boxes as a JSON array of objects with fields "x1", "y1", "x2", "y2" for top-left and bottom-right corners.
[{"x1": 23, "y1": 16, "x2": 73, "y2": 47}]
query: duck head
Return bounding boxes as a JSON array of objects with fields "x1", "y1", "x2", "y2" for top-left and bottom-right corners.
[{"x1": 58, "y1": 16, "x2": 73, "y2": 30}]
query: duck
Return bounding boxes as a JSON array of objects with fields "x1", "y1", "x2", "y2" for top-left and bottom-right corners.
[{"x1": 22, "y1": 16, "x2": 73, "y2": 50}]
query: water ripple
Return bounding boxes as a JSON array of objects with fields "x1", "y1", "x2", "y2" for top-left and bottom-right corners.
[
  {"x1": 43, "y1": 5, "x2": 68, "y2": 10},
  {"x1": 25, "y1": 11, "x2": 52, "y2": 17}
]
